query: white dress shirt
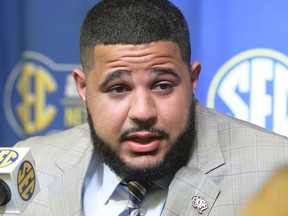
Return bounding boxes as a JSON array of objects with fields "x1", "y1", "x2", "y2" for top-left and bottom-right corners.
[{"x1": 83, "y1": 154, "x2": 171, "y2": 216}]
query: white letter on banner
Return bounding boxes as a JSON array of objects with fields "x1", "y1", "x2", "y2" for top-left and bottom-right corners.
[
  {"x1": 218, "y1": 61, "x2": 249, "y2": 120},
  {"x1": 273, "y1": 63, "x2": 288, "y2": 136},
  {"x1": 250, "y1": 58, "x2": 272, "y2": 127}
]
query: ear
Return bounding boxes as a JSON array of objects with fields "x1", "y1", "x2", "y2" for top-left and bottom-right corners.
[
  {"x1": 73, "y1": 68, "x2": 87, "y2": 105},
  {"x1": 190, "y1": 61, "x2": 201, "y2": 94}
]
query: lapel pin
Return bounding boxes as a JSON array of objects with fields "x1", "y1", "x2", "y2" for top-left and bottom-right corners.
[{"x1": 191, "y1": 195, "x2": 208, "y2": 214}]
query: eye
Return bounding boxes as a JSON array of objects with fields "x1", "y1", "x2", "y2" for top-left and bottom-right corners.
[
  {"x1": 153, "y1": 82, "x2": 174, "y2": 92},
  {"x1": 108, "y1": 85, "x2": 130, "y2": 95}
]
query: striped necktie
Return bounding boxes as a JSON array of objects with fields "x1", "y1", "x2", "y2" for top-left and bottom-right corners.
[{"x1": 119, "y1": 181, "x2": 152, "y2": 216}]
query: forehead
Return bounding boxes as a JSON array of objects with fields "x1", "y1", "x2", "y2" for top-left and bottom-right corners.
[{"x1": 93, "y1": 41, "x2": 184, "y2": 66}]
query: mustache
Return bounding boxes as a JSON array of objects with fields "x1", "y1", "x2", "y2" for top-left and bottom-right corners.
[{"x1": 119, "y1": 127, "x2": 169, "y2": 142}]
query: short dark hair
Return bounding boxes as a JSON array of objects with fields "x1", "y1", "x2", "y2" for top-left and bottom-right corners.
[{"x1": 80, "y1": 0, "x2": 191, "y2": 71}]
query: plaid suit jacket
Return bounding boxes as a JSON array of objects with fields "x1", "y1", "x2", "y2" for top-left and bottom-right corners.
[{"x1": 2, "y1": 101, "x2": 288, "y2": 216}]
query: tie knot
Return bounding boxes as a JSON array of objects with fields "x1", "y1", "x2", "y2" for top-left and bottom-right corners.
[
  {"x1": 118, "y1": 181, "x2": 152, "y2": 216},
  {"x1": 127, "y1": 181, "x2": 152, "y2": 207}
]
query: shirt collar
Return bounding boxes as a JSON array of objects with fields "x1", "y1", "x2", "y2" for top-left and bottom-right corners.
[
  {"x1": 101, "y1": 162, "x2": 175, "y2": 203},
  {"x1": 102, "y1": 164, "x2": 123, "y2": 205}
]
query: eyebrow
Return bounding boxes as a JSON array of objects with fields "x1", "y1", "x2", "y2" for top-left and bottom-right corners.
[
  {"x1": 100, "y1": 70, "x2": 131, "y2": 88},
  {"x1": 149, "y1": 67, "x2": 180, "y2": 79}
]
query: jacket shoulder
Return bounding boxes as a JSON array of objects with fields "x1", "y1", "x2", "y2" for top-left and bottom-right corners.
[{"x1": 15, "y1": 123, "x2": 91, "y2": 149}]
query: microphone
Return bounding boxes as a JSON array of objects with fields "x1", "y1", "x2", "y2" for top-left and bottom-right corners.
[{"x1": 0, "y1": 147, "x2": 39, "y2": 214}]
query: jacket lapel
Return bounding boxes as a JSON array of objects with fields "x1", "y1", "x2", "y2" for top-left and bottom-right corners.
[
  {"x1": 48, "y1": 126, "x2": 94, "y2": 216},
  {"x1": 163, "y1": 102, "x2": 225, "y2": 215},
  {"x1": 49, "y1": 151, "x2": 93, "y2": 216},
  {"x1": 163, "y1": 166, "x2": 220, "y2": 216}
]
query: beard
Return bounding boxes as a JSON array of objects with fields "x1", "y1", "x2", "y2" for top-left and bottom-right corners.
[{"x1": 87, "y1": 101, "x2": 196, "y2": 182}]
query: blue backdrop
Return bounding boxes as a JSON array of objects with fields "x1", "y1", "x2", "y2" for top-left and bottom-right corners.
[{"x1": 1, "y1": 0, "x2": 288, "y2": 147}]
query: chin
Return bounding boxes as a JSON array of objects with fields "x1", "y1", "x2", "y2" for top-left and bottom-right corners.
[{"x1": 123, "y1": 154, "x2": 164, "y2": 169}]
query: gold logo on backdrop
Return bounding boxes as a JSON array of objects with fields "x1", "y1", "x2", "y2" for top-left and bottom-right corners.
[
  {"x1": 4, "y1": 51, "x2": 84, "y2": 139},
  {"x1": 16, "y1": 63, "x2": 57, "y2": 134}
]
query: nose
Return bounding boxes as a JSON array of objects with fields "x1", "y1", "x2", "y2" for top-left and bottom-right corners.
[{"x1": 128, "y1": 89, "x2": 157, "y2": 128}]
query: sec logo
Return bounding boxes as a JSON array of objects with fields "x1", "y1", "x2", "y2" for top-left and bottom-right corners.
[
  {"x1": 0, "y1": 149, "x2": 19, "y2": 168},
  {"x1": 4, "y1": 51, "x2": 85, "y2": 141},
  {"x1": 17, "y1": 160, "x2": 36, "y2": 201},
  {"x1": 207, "y1": 49, "x2": 288, "y2": 137}
]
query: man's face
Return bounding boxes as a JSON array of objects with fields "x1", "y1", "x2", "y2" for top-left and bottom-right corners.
[{"x1": 74, "y1": 41, "x2": 200, "y2": 180}]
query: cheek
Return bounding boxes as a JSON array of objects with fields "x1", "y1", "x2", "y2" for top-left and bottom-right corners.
[
  {"x1": 87, "y1": 97, "x2": 129, "y2": 140},
  {"x1": 156, "y1": 95, "x2": 191, "y2": 135}
]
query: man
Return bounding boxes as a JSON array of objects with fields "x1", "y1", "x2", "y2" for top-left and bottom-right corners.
[{"x1": 2, "y1": 0, "x2": 288, "y2": 215}]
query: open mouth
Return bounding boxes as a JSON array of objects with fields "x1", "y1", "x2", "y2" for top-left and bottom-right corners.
[{"x1": 124, "y1": 131, "x2": 163, "y2": 153}]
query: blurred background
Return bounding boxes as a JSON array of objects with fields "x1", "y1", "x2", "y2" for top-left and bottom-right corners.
[{"x1": 1, "y1": 0, "x2": 287, "y2": 147}]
